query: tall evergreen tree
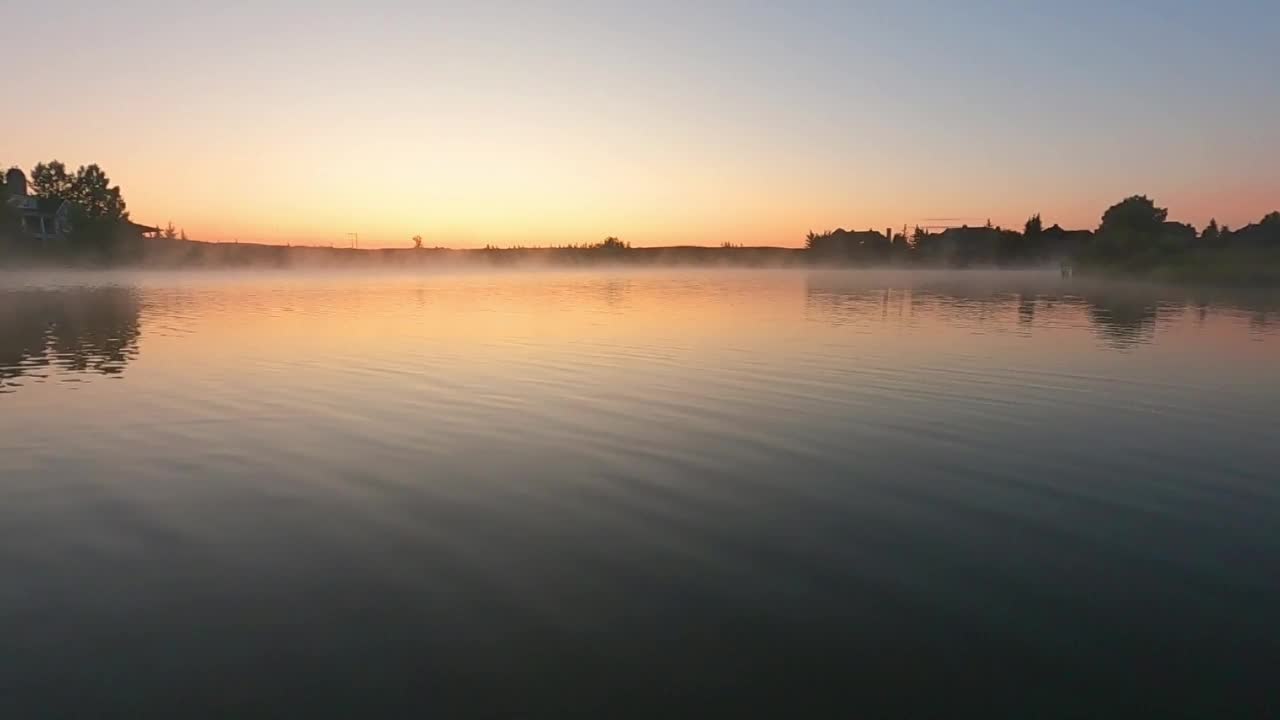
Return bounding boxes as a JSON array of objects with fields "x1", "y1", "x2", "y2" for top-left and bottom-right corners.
[
  {"x1": 1201, "y1": 218, "x2": 1220, "y2": 244},
  {"x1": 1024, "y1": 213, "x2": 1043, "y2": 238}
]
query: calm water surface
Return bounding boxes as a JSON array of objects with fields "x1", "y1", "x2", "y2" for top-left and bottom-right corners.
[{"x1": 1, "y1": 269, "x2": 1278, "y2": 717}]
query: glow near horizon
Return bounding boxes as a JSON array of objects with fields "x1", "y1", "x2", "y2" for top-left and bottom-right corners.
[{"x1": 3, "y1": 1, "x2": 1277, "y2": 248}]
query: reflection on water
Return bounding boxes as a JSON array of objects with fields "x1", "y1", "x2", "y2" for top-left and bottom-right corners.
[
  {"x1": 1, "y1": 269, "x2": 1278, "y2": 716},
  {"x1": 1083, "y1": 291, "x2": 1159, "y2": 349},
  {"x1": 0, "y1": 287, "x2": 140, "y2": 389},
  {"x1": 803, "y1": 271, "x2": 1279, "y2": 349},
  {"x1": 2, "y1": 272, "x2": 1276, "y2": 394},
  {"x1": 1017, "y1": 294, "x2": 1036, "y2": 326}
]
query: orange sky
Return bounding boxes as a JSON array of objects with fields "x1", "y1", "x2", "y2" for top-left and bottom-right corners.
[{"x1": 5, "y1": 3, "x2": 1277, "y2": 249}]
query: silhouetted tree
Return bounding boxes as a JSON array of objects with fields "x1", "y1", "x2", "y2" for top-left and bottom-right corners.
[
  {"x1": 1163, "y1": 221, "x2": 1197, "y2": 241},
  {"x1": 1201, "y1": 218, "x2": 1221, "y2": 244},
  {"x1": 1226, "y1": 211, "x2": 1280, "y2": 248},
  {"x1": 30, "y1": 161, "x2": 73, "y2": 199},
  {"x1": 1002, "y1": 213, "x2": 1043, "y2": 263},
  {"x1": 909, "y1": 225, "x2": 937, "y2": 261},
  {"x1": 1024, "y1": 213, "x2": 1043, "y2": 239},
  {"x1": 26, "y1": 161, "x2": 133, "y2": 254},
  {"x1": 1099, "y1": 195, "x2": 1167, "y2": 235},
  {"x1": 66, "y1": 165, "x2": 128, "y2": 223},
  {"x1": 592, "y1": 236, "x2": 629, "y2": 250},
  {"x1": 412, "y1": 235, "x2": 423, "y2": 249},
  {"x1": 1087, "y1": 195, "x2": 1171, "y2": 265},
  {"x1": 1260, "y1": 212, "x2": 1280, "y2": 246},
  {"x1": 890, "y1": 231, "x2": 911, "y2": 260},
  {"x1": 179, "y1": 228, "x2": 188, "y2": 241},
  {"x1": 163, "y1": 221, "x2": 178, "y2": 240}
]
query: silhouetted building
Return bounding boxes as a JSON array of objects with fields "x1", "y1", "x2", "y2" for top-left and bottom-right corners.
[
  {"x1": 933, "y1": 225, "x2": 1000, "y2": 265},
  {"x1": 936, "y1": 226, "x2": 999, "y2": 245},
  {"x1": 808, "y1": 228, "x2": 891, "y2": 258},
  {"x1": 1041, "y1": 224, "x2": 1093, "y2": 258},
  {"x1": 4, "y1": 167, "x2": 161, "y2": 241},
  {"x1": 126, "y1": 220, "x2": 163, "y2": 237},
  {"x1": 5, "y1": 168, "x2": 70, "y2": 241}
]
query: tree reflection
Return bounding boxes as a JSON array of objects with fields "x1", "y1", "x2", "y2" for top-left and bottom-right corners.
[
  {"x1": 1017, "y1": 295, "x2": 1036, "y2": 327},
  {"x1": 1078, "y1": 291, "x2": 1159, "y2": 349},
  {"x1": 0, "y1": 287, "x2": 141, "y2": 388},
  {"x1": 803, "y1": 271, "x2": 1280, "y2": 350}
]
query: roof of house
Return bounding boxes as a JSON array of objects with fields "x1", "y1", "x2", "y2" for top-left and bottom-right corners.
[
  {"x1": 816, "y1": 229, "x2": 888, "y2": 241},
  {"x1": 937, "y1": 225, "x2": 1000, "y2": 237},
  {"x1": 126, "y1": 220, "x2": 161, "y2": 234},
  {"x1": 7, "y1": 195, "x2": 67, "y2": 215},
  {"x1": 1043, "y1": 224, "x2": 1093, "y2": 237}
]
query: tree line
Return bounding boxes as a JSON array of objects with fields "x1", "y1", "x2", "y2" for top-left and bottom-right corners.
[
  {"x1": 805, "y1": 195, "x2": 1280, "y2": 280},
  {"x1": 5, "y1": 160, "x2": 1278, "y2": 281}
]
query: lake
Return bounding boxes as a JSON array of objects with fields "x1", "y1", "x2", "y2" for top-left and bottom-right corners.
[{"x1": 1, "y1": 269, "x2": 1278, "y2": 717}]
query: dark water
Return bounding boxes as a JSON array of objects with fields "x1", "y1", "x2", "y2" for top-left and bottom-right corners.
[{"x1": 1, "y1": 269, "x2": 1278, "y2": 717}]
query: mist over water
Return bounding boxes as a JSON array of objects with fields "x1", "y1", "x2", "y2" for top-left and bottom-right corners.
[{"x1": 2, "y1": 269, "x2": 1278, "y2": 716}]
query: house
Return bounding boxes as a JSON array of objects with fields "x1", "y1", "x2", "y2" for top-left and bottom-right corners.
[
  {"x1": 5, "y1": 168, "x2": 70, "y2": 241},
  {"x1": 807, "y1": 228, "x2": 892, "y2": 258},
  {"x1": 931, "y1": 225, "x2": 1001, "y2": 265},
  {"x1": 1041, "y1": 224, "x2": 1093, "y2": 258},
  {"x1": 4, "y1": 167, "x2": 160, "y2": 241}
]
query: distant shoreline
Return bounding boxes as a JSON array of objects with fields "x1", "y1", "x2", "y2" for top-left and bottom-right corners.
[
  {"x1": 2, "y1": 238, "x2": 811, "y2": 269},
  {"x1": 3, "y1": 238, "x2": 1279, "y2": 288},
  {"x1": 8, "y1": 162, "x2": 1277, "y2": 285}
]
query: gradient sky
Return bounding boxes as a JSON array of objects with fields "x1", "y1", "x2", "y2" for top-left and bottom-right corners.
[{"x1": 4, "y1": 0, "x2": 1277, "y2": 247}]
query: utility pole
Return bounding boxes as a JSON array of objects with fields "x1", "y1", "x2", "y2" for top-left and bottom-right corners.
[{"x1": 346, "y1": 232, "x2": 359, "y2": 249}]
